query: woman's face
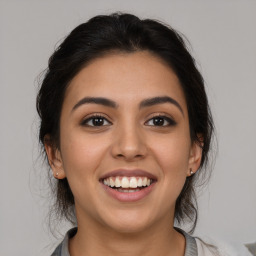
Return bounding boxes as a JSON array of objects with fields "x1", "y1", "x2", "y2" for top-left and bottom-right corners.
[{"x1": 48, "y1": 51, "x2": 201, "y2": 233}]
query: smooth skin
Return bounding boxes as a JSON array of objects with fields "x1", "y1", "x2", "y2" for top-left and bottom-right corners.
[{"x1": 45, "y1": 51, "x2": 202, "y2": 256}]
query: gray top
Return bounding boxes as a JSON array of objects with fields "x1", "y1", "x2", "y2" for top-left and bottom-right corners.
[
  {"x1": 51, "y1": 227, "x2": 198, "y2": 256},
  {"x1": 245, "y1": 242, "x2": 256, "y2": 256}
]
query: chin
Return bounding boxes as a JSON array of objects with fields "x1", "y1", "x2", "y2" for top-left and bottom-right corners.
[
  {"x1": 108, "y1": 221, "x2": 149, "y2": 234},
  {"x1": 101, "y1": 210, "x2": 154, "y2": 234}
]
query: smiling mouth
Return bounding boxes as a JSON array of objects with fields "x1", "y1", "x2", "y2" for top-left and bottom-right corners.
[{"x1": 100, "y1": 176, "x2": 156, "y2": 193}]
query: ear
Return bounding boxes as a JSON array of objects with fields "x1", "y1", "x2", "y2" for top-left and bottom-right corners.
[
  {"x1": 187, "y1": 137, "x2": 203, "y2": 177},
  {"x1": 44, "y1": 135, "x2": 66, "y2": 179}
]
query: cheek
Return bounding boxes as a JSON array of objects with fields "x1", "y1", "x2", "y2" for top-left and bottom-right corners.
[
  {"x1": 60, "y1": 132, "x2": 109, "y2": 178},
  {"x1": 148, "y1": 132, "x2": 191, "y2": 195},
  {"x1": 158, "y1": 147, "x2": 189, "y2": 190},
  {"x1": 59, "y1": 134, "x2": 110, "y2": 208},
  {"x1": 149, "y1": 132, "x2": 191, "y2": 173}
]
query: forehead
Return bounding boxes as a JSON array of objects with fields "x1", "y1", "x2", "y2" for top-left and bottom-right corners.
[{"x1": 64, "y1": 51, "x2": 187, "y2": 111}]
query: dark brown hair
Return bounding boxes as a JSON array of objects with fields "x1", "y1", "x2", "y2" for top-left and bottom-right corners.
[{"x1": 37, "y1": 12, "x2": 214, "y2": 233}]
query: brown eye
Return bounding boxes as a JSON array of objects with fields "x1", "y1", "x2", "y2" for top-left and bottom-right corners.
[
  {"x1": 145, "y1": 115, "x2": 176, "y2": 127},
  {"x1": 81, "y1": 115, "x2": 111, "y2": 127},
  {"x1": 152, "y1": 117, "x2": 165, "y2": 126}
]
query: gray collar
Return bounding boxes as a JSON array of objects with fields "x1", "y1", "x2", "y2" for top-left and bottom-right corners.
[
  {"x1": 51, "y1": 227, "x2": 198, "y2": 256},
  {"x1": 175, "y1": 227, "x2": 198, "y2": 256}
]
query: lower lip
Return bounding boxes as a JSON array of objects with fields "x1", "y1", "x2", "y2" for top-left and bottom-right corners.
[{"x1": 101, "y1": 182, "x2": 156, "y2": 202}]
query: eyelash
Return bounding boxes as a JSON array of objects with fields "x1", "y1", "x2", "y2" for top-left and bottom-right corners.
[
  {"x1": 80, "y1": 114, "x2": 112, "y2": 127},
  {"x1": 81, "y1": 114, "x2": 176, "y2": 127},
  {"x1": 145, "y1": 114, "x2": 177, "y2": 127}
]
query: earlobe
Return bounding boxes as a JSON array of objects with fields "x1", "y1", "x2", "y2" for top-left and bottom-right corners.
[
  {"x1": 44, "y1": 135, "x2": 66, "y2": 179},
  {"x1": 187, "y1": 140, "x2": 203, "y2": 177}
]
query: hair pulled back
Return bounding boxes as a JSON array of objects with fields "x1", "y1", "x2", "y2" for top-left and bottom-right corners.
[{"x1": 37, "y1": 12, "x2": 214, "y2": 233}]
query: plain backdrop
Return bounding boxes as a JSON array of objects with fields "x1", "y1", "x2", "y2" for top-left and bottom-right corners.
[{"x1": 1, "y1": 0, "x2": 256, "y2": 255}]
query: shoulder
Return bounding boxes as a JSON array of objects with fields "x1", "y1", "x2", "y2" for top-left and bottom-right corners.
[
  {"x1": 196, "y1": 237, "x2": 253, "y2": 256},
  {"x1": 50, "y1": 228, "x2": 77, "y2": 256},
  {"x1": 50, "y1": 243, "x2": 62, "y2": 256}
]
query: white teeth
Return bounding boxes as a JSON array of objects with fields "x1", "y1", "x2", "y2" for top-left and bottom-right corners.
[
  {"x1": 115, "y1": 177, "x2": 121, "y2": 187},
  {"x1": 110, "y1": 178, "x2": 115, "y2": 187},
  {"x1": 117, "y1": 188, "x2": 141, "y2": 193},
  {"x1": 121, "y1": 177, "x2": 130, "y2": 188},
  {"x1": 122, "y1": 189, "x2": 130, "y2": 192},
  {"x1": 129, "y1": 177, "x2": 138, "y2": 188},
  {"x1": 142, "y1": 177, "x2": 147, "y2": 186},
  {"x1": 103, "y1": 176, "x2": 153, "y2": 189},
  {"x1": 137, "y1": 178, "x2": 143, "y2": 187}
]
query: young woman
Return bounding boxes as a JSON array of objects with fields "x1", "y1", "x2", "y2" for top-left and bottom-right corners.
[{"x1": 37, "y1": 13, "x2": 252, "y2": 256}]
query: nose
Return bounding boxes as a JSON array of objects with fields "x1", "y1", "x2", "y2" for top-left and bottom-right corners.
[{"x1": 110, "y1": 123, "x2": 147, "y2": 162}]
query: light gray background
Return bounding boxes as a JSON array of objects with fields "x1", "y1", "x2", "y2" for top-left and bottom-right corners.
[{"x1": 1, "y1": 0, "x2": 255, "y2": 255}]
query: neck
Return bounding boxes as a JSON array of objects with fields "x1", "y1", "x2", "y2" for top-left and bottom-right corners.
[{"x1": 69, "y1": 213, "x2": 185, "y2": 256}]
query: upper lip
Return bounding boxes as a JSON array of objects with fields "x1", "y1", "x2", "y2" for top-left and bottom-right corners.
[{"x1": 100, "y1": 169, "x2": 158, "y2": 181}]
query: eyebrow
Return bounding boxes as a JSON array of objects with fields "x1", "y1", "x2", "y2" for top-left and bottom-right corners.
[
  {"x1": 72, "y1": 97, "x2": 117, "y2": 112},
  {"x1": 72, "y1": 96, "x2": 184, "y2": 115},
  {"x1": 139, "y1": 96, "x2": 184, "y2": 115}
]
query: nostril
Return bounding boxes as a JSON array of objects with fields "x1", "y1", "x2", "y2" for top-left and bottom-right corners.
[{"x1": 115, "y1": 153, "x2": 144, "y2": 161}]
